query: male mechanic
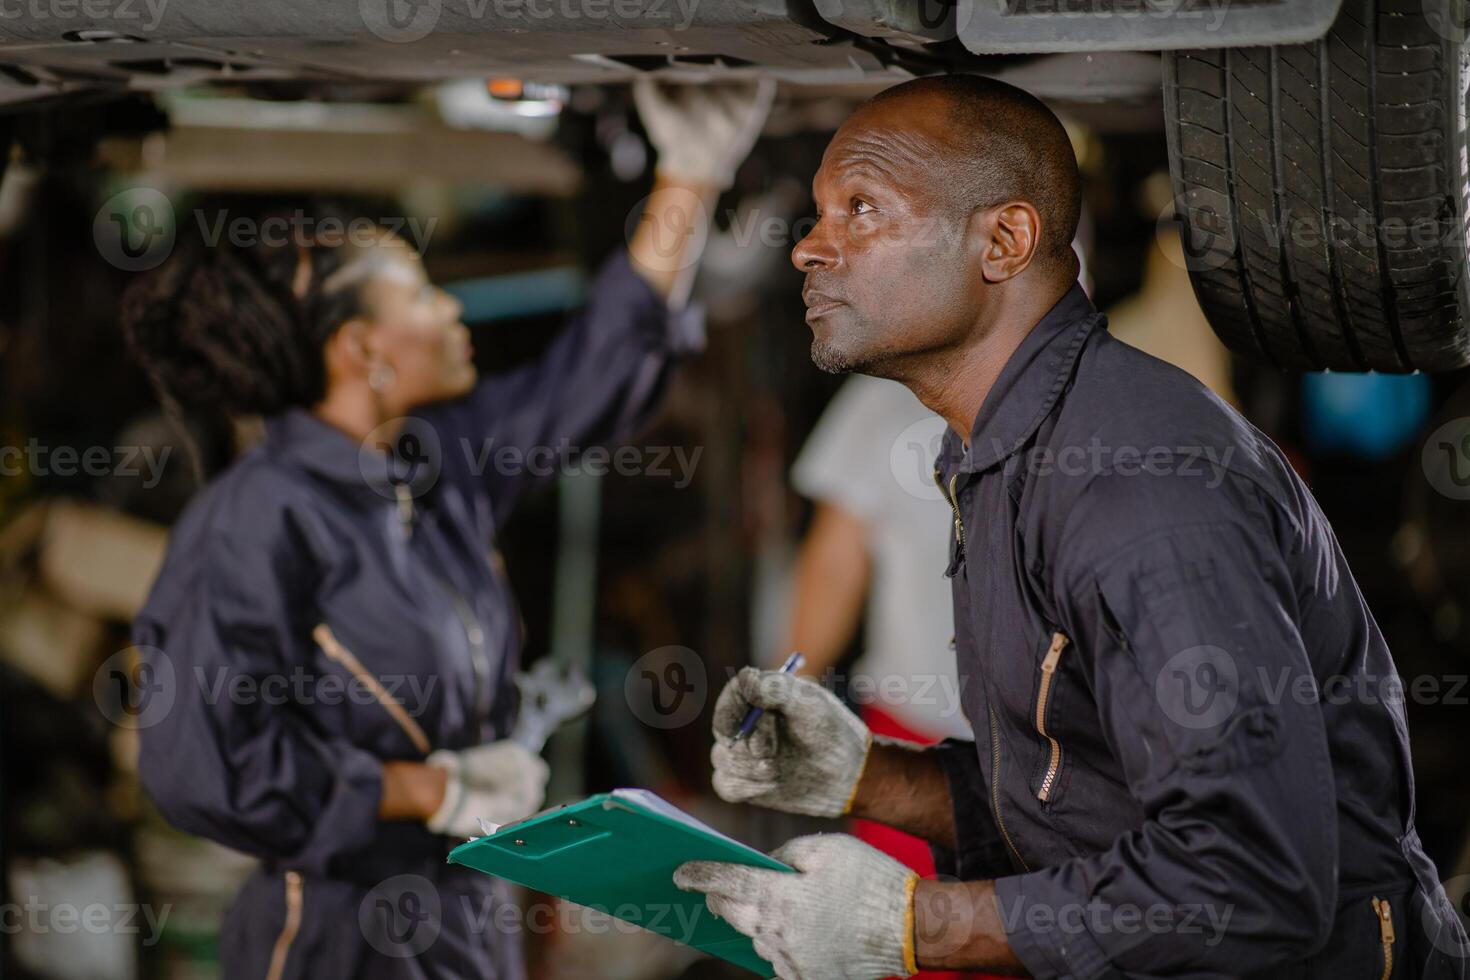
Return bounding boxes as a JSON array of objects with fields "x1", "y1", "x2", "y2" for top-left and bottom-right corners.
[{"x1": 674, "y1": 75, "x2": 1470, "y2": 979}]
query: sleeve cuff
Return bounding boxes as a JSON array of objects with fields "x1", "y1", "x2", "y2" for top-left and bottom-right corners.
[
  {"x1": 601, "y1": 250, "x2": 707, "y2": 357},
  {"x1": 929, "y1": 739, "x2": 1015, "y2": 881},
  {"x1": 664, "y1": 299, "x2": 706, "y2": 357},
  {"x1": 290, "y1": 734, "x2": 384, "y2": 875},
  {"x1": 992, "y1": 872, "x2": 1120, "y2": 980}
]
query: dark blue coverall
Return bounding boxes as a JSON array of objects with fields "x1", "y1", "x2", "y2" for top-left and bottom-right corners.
[
  {"x1": 930, "y1": 283, "x2": 1469, "y2": 979},
  {"x1": 132, "y1": 253, "x2": 703, "y2": 979}
]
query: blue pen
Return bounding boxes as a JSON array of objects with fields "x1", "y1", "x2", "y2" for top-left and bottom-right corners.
[{"x1": 732, "y1": 651, "x2": 806, "y2": 741}]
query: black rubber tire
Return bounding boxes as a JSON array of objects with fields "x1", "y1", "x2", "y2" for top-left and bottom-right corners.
[{"x1": 1164, "y1": 0, "x2": 1470, "y2": 372}]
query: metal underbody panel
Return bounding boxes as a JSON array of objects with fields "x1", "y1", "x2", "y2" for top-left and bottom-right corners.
[
  {"x1": 952, "y1": 0, "x2": 1343, "y2": 52},
  {"x1": 0, "y1": 0, "x2": 1322, "y2": 110}
]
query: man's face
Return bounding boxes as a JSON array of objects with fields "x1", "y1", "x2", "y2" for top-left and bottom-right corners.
[{"x1": 791, "y1": 100, "x2": 983, "y2": 376}]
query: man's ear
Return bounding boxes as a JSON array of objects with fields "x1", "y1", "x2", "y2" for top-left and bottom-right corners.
[{"x1": 974, "y1": 202, "x2": 1042, "y2": 283}]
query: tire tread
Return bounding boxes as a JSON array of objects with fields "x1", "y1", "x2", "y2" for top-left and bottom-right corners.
[{"x1": 1163, "y1": 0, "x2": 1470, "y2": 371}]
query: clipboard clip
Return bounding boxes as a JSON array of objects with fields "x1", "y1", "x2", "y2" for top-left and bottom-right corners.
[{"x1": 474, "y1": 803, "x2": 572, "y2": 839}]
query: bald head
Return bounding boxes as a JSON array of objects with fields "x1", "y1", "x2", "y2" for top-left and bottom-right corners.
[{"x1": 855, "y1": 75, "x2": 1082, "y2": 269}]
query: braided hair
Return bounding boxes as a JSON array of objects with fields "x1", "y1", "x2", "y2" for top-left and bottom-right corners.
[{"x1": 119, "y1": 202, "x2": 375, "y2": 421}]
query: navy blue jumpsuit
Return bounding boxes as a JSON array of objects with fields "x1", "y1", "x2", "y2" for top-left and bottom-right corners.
[
  {"x1": 132, "y1": 253, "x2": 703, "y2": 980},
  {"x1": 928, "y1": 283, "x2": 1467, "y2": 978}
]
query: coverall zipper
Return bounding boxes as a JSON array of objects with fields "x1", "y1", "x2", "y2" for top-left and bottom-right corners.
[
  {"x1": 934, "y1": 466, "x2": 1022, "y2": 867},
  {"x1": 264, "y1": 870, "x2": 303, "y2": 980},
  {"x1": 989, "y1": 707, "x2": 1030, "y2": 872},
  {"x1": 394, "y1": 482, "x2": 415, "y2": 538},
  {"x1": 395, "y1": 481, "x2": 493, "y2": 731},
  {"x1": 934, "y1": 466, "x2": 966, "y2": 557},
  {"x1": 433, "y1": 575, "x2": 492, "y2": 729}
]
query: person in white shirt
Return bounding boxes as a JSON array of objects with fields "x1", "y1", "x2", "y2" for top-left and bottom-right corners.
[{"x1": 778, "y1": 376, "x2": 979, "y2": 980}]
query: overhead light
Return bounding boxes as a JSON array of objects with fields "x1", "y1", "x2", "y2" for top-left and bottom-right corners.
[
  {"x1": 486, "y1": 79, "x2": 568, "y2": 118},
  {"x1": 433, "y1": 79, "x2": 561, "y2": 135}
]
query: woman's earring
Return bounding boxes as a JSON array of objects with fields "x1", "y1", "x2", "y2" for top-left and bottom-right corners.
[{"x1": 368, "y1": 363, "x2": 396, "y2": 393}]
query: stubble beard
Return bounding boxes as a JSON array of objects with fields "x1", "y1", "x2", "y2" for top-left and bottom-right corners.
[
  {"x1": 809, "y1": 314, "x2": 884, "y2": 375},
  {"x1": 810, "y1": 336, "x2": 863, "y2": 374},
  {"x1": 810, "y1": 327, "x2": 898, "y2": 378}
]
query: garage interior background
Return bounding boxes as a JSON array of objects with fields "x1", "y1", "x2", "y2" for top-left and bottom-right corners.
[{"x1": 1, "y1": 69, "x2": 1468, "y2": 980}]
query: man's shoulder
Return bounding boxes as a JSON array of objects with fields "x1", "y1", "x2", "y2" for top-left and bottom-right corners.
[
  {"x1": 1024, "y1": 328, "x2": 1307, "y2": 558},
  {"x1": 1050, "y1": 327, "x2": 1270, "y2": 472}
]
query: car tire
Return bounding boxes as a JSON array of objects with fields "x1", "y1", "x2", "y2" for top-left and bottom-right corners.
[{"x1": 1163, "y1": 0, "x2": 1470, "y2": 372}]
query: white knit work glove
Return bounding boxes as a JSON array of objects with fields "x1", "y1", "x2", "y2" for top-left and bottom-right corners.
[
  {"x1": 710, "y1": 667, "x2": 872, "y2": 818},
  {"x1": 633, "y1": 78, "x2": 776, "y2": 189},
  {"x1": 675, "y1": 833, "x2": 920, "y2": 980},
  {"x1": 425, "y1": 741, "x2": 548, "y2": 838}
]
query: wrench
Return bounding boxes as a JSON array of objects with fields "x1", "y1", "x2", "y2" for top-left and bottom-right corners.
[{"x1": 510, "y1": 658, "x2": 596, "y2": 753}]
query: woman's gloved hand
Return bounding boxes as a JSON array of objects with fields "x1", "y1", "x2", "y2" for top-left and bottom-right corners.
[
  {"x1": 675, "y1": 833, "x2": 919, "y2": 980},
  {"x1": 709, "y1": 666, "x2": 872, "y2": 818},
  {"x1": 633, "y1": 78, "x2": 776, "y2": 190},
  {"x1": 425, "y1": 741, "x2": 549, "y2": 838}
]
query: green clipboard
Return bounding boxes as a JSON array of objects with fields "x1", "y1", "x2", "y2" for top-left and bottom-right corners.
[{"x1": 447, "y1": 789, "x2": 792, "y2": 977}]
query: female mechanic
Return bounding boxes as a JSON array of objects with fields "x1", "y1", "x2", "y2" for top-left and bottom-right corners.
[{"x1": 118, "y1": 81, "x2": 772, "y2": 979}]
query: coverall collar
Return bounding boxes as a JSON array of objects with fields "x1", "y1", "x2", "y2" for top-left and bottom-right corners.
[
  {"x1": 264, "y1": 406, "x2": 399, "y2": 489},
  {"x1": 936, "y1": 279, "x2": 1101, "y2": 482}
]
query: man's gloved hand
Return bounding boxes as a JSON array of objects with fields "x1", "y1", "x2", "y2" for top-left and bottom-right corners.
[
  {"x1": 425, "y1": 741, "x2": 549, "y2": 838},
  {"x1": 710, "y1": 666, "x2": 872, "y2": 818},
  {"x1": 675, "y1": 833, "x2": 919, "y2": 980},
  {"x1": 633, "y1": 78, "x2": 776, "y2": 190}
]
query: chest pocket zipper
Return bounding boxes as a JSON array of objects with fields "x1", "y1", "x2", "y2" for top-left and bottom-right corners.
[
  {"x1": 1035, "y1": 631, "x2": 1071, "y2": 803},
  {"x1": 1371, "y1": 897, "x2": 1395, "y2": 980},
  {"x1": 313, "y1": 623, "x2": 432, "y2": 756}
]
